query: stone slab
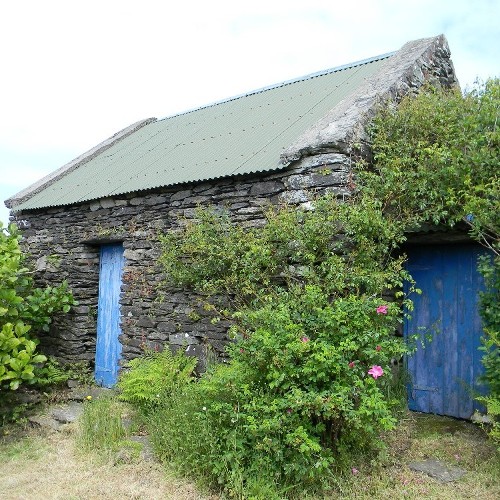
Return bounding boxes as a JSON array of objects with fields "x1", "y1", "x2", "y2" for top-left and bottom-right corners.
[
  {"x1": 129, "y1": 435, "x2": 155, "y2": 461},
  {"x1": 409, "y1": 459, "x2": 466, "y2": 483},
  {"x1": 51, "y1": 401, "x2": 84, "y2": 424},
  {"x1": 28, "y1": 415, "x2": 63, "y2": 431}
]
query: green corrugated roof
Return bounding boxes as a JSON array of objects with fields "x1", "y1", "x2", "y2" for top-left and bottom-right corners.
[{"x1": 15, "y1": 54, "x2": 391, "y2": 211}]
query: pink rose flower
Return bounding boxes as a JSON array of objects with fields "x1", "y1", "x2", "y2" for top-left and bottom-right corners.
[
  {"x1": 368, "y1": 365, "x2": 384, "y2": 379},
  {"x1": 348, "y1": 361, "x2": 355, "y2": 368},
  {"x1": 351, "y1": 467, "x2": 359, "y2": 475},
  {"x1": 301, "y1": 336, "x2": 309, "y2": 343},
  {"x1": 376, "y1": 345, "x2": 382, "y2": 352},
  {"x1": 376, "y1": 305, "x2": 388, "y2": 315}
]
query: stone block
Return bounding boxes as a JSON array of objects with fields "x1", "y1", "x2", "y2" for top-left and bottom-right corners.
[
  {"x1": 157, "y1": 322, "x2": 177, "y2": 333},
  {"x1": 169, "y1": 333, "x2": 198, "y2": 345},
  {"x1": 136, "y1": 316, "x2": 156, "y2": 328},
  {"x1": 129, "y1": 197, "x2": 145, "y2": 206},
  {"x1": 170, "y1": 189, "x2": 192, "y2": 201},
  {"x1": 123, "y1": 249, "x2": 145, "y2": 261},
  {"x1": 100, "y1": 198, "x2": 116, "y2": 209},
  {"x1": 279, "y1": 190, "x2": 310, "y2": 204},
  {"x1": 250, "y1": 181, "x2": 283, "y2": 196},
  {"x1": 145, "y1": 195, "x2": 168, "y2": 205},
  {"x1": 409, "y1": 459, "x2": 466, "y2": 483}
]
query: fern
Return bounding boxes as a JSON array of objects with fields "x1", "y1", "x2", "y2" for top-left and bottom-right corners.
[{"x1": 117, "y1": 348, "x2": 196, "y2": 413}]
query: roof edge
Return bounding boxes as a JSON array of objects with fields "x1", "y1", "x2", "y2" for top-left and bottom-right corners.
[
  {"x1": 280, "y1": 34, "x2": 458, "y2": 163},
  {"x1": 5, "y1": 117, "x2": 157, "y2": 209},
  {"x1": 157, "y1": 52, "x2": 395, "y2": 123}
]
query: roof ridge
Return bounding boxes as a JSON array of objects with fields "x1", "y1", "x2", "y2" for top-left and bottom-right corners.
[{"x1": 157, "y1": 51, "x2": 395, "y2": 122}]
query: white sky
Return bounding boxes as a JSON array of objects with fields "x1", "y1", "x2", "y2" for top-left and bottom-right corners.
[{"x1": 1, "y1": 0, "x2": 498, "y2": 224}]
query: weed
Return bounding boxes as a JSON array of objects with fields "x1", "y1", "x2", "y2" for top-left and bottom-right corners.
[{"x1": 76, "y1": 395, "x2": 126, "y2": 454}]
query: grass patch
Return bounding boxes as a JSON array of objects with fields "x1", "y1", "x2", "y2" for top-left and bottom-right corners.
[
  {"x1": 76, "y1": 395, "x2": 128, "y2": 455},
  {"x1": 0, "y1": 433, "x2": 49, "y2": 461},
  {"x1": 2, "y1": 395, "x2": 498, "y2": 499},
  {"x1": 329, "y1": 412, "x2": 500, "y2": 499}
]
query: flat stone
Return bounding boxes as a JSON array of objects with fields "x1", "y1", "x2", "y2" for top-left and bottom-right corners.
[
  {"x1": 129, "y1": 435, "x2": 155, "y2": 461},
  {"x1": 409, "y1": 459, "x2": 466, "y2": 483},
  {"x1": 170, "y1": 189, "x2": 192, "y2": 201},
  {"x1": 28, "y1": 415, "x2": 62, "y2": 431},
  {"x1": 51, "y1": 402, "x2": 84, "y2": 423},
  {"x1": 100, "y1": 198, "x2": 116, "y2": 209},
  {"x1": 169, "y1": 333, "x2": 198, "y2": 345},
  {"x1": 250, "y1": 181, "x2": 283, "y2": 196}
]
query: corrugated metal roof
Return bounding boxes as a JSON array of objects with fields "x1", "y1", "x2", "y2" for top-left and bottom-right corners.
[{"x1": 15, "y1": 54, "x2": 391, "y2": 211}]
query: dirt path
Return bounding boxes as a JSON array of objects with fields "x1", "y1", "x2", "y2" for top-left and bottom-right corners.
[{"x1": 0, "y1": 427, "x2": 210, "y2": 500}]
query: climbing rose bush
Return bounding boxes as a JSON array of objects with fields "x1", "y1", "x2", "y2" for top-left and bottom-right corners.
[{"x1": 368, "y1": 365, "x2": 384, "y2": 379}]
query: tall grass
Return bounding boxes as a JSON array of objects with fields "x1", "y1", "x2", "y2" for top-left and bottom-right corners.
[{"x1": 77, "y1": 396, "x2": 126, "y2": 454}]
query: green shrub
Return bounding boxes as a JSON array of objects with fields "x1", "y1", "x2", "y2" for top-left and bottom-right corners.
[
  {"x1": 477, "y1": 254, "x2": 500, "y2": 447},
  {"x1": 117, "y1": 348, "x2": 197, "y2": 414},
  {"x1": 478, "y1": 255, "x2": 500, "y2": 396},
  {"x1": 32, "y1": 356, "x2": 72, "y2": 387},
  {"x1": 0, "y1": 322, "x2": 46, "y2": 390},
  {"x1": 0, "y1": 222, "x2": 76, "y2": 392},
  {"x1": 147, "y1": 289, "x2": 408, "y2": 496},
  {"x1": 154, "y1": 194, "x2": 415, "y2": 496}
]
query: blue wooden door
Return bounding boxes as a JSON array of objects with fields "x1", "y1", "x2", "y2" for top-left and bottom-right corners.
[
  {"x1": 404, "y1": 244, "x2": 487, "y2": 418},
  {"x1": 95, "y1": 244, "x2": 124, "y2": 387}
]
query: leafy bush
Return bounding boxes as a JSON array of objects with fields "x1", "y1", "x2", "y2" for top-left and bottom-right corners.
[
  {"x1": 477, "y1": 254, "x2": 500, "y2": 447},
  {"x1": 362, "y1": 79, "x2": 499, "y2": 241},
  {"x1": 478, "y1": 255, "x2": 500, "y2": 396},
  {"x1": 0, "y1": 322, "x2": 46, "y2": 390},
  {"x1": 150, "y1": 293, "x2": 408, "y2": 496},
  {"x1": 155, "y1": 195, "x2": 415, "y2": 496},
  {"x1": 0, "y1": 222, "x2": 76, "y2": 392},
  {"x1": 117, "y1": 348, "x2": 197, "y2": 414}
]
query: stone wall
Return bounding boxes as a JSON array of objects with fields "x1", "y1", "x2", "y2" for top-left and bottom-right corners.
[{"x1": 11, "y1": 152, "x2": 352, "y2": 369}]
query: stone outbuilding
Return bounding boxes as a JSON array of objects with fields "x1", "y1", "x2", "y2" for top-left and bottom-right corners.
[{"x1": 6, "y1": 36, "x2": 462, "y2": 391}]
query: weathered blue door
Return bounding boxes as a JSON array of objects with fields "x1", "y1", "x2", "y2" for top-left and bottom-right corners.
[
  {"x1": 95, "y1": 244, "x2": 124, "y2": 387},
  {"x1": 404, "y1": 244, "x2": 487, "y2": 418}
]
